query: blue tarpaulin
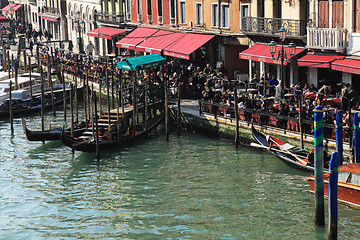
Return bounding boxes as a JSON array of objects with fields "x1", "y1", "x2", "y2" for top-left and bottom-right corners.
[{"x1": 117, "y1": 53, "x2": 167, "y2": 70}]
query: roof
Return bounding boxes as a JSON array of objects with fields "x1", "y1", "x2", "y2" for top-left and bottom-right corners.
[
  {"x1": 117, "y1": 54, "x2": 167, "y2": 71},
  {"x1": 87, "y1": 27, "x2": 126, "y2": 40}
]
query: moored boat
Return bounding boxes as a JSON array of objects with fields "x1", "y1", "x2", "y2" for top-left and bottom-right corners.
[
  {"x1": 307, "y1": 163, "x2": 360, "y2": 209},
  {"x1": 22, "y1": 118, "x2": 87, "y2": 141},
  {"x1": 60, "y1": 112, "x2": 164, "y2": 152},
  {"x1": 251, "y1": 125, "x2": 329, "y2": 172}
]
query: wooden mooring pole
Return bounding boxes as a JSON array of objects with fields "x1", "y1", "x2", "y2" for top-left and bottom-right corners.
[
  {"x1": 328, "y1": 151, "x2": 339, "y2": 240},
  {"x1": 336, "y1": 111, "x2": 343, "y2": 166},
  {"x1": 28, "y1": 57, "x2": 33, "y2": 106},
  {"x1": 48, "y1": 53, "x2": 55, "y2": 116},
  {"x1": 165, "y1": 80, "x2": 169, "y2": 141},
  {"x1": 40, "y1": 66, "x2": 45, "y2": 134},
  {"x1": 62, "y1": 66, "x2": 66, "y2": 122},
  {"x1": 234, "y1": 88, "x2": 239, "y2": 148},
  {"x1": 313, "y1": 105, "x2": 325, "y2": 227},
  {"x1": 9, "y1": 81, "x2": 13, "y2": 135},
  {"x1": 299, "y1": 98, "x2": 304, "y2": 149},
  {"x1": 94, "y1": 82, "x2": 100, "y2": 161},
  {"x1": 177, "y1": 83, "x2": 181, "y2": 135},
  {"x1": 354, "y1": 113, "x2": 359, "y2": 163}
]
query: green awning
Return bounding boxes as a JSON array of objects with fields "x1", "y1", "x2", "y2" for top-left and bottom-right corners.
[{"x1": 117, "y1": 53, "x2": 167, "y2": 70}]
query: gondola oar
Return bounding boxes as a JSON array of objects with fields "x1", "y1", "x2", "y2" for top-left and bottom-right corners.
[{"x1": 250, "y1": 142, "x2": 308, "y2": 165}]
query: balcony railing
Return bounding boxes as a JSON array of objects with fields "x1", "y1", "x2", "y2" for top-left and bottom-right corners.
[
  {"x1": 147, "y1": 15, "x2": 153, "y2": 24},
  {"x1": 158, "y1": 16, "x2": 163, "y2": 25},
  {"x1": 307, "y1": 26, "x2": 347, "y2": 52},
  {"x1": 241, "y1": 16, "x2": 307, "y2": 37},
  {"x1": 29, "y1": 0, "x2": 37, "y2": 5},
  {"x1": 96, "y1": 12, "x2": 125, "y2": 24},
  {"x1": 42, "y1": 6, "x2": 60, "y2": 15}
]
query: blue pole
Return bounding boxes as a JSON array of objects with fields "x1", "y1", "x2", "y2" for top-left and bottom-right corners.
[
  {"x1": 354, "y1": 113, "x2": 359, "y2": 163},
  {"x1": 336, "y1": 111, "x2": 343, "y2": 165},
  {"x1": 313, "y1": 105, "x2": 325, "y2": 227},
  {"x1": 328, "y1": 151, "x2": 339, "y2": 240}
]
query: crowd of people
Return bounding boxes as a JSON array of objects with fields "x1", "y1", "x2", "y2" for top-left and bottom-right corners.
[{"x1": 2, "y1": 17, "x2": 359, "y2": 140}]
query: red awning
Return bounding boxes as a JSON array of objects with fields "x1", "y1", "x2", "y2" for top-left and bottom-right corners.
[
  {"x1": 239, "y1": 43, "x2": 306, "y2": 65},
  {"x1": 2, "y1": 3, "x2": 22, "y2": 13},
  {"x1": 331, "y1": 58, "x2": 360, "y2": 74},
  {"x1": 163, "y1": 33, "x2": 214, "y2": 60},
  {"x1": 0, "y1": 16, "x2": 9, "y2": 22},
  {"x1": 42, "y1": 16, "x2": 59, "y2": 22},
  {"x1": 116, "y1": 27, "x2": 159, "y2": 50},
  {"x1": 298, "y1": 54, "x2": 342, "y2": 68},
  {"x1": 87, "y1": 27, "x2": 125, "y2": 40},
  {"x1": 136, "y1": 30, "x2": 185, "y2": 54}
]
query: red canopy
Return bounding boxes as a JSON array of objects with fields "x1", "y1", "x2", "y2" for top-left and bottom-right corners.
[
  {"x1": 239, "y1": 43, "x2": 306, "y2": 65},
  {"x1": 42, "y1": 16, "x2": 59, "y2": 22},
  {"x1": 0, "y1": 16, "x2": 9, "y2": 22},
  {"x1": 135, "y1": 30, "x2": 185, "y2": 54},
  {"x1": 2, "y1": 3, "x2": 22, "y2": 13},
  {"x1": 298, "y1": 54, "x2": 342, "y2": 68},
  {"x1": 87, "y1": 27, "x2": 125, "y2": 40},
  {"x1": 331, "y1": 58, "x2": 360, "y2": 74},
  {"x1": 116, "y1": 28, "x2": 159, "y2": 50},
  {"x1": 163, "y1": 33, "x2": 214, "y2": 60}
]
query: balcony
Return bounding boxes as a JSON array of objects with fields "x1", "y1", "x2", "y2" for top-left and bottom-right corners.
[
  {"x1": 29, "y1": 0, "x2": 37, "y2": 5},
  {"x1": 42, "y1": 6, "x2": 60, "y2": 16},
  {"x1": 241, "y1": 17, "x2": 307, "y2": 38},
  {"x1": 307, "y1": 26, "x2": 347, "y2": 53},
  {"x1": 96, "y1": 12, "x2": 125, "y2": 25}
]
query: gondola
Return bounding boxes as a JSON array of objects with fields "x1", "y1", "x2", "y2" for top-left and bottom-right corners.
[
  {"x1": 22, "y1": 119, "x2": 86, "y2": 141},
  {"x1": 251, "y1": 125, "x2": 329, "y2": 172},
  {"x1": 60, "y1": 112, "x2": 164, "y2": 152},
  {"x1": 0, "y1": 85, "x2": 83, "y2": 118}
]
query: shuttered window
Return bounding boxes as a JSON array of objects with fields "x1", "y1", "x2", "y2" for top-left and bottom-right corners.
[
  {"x1": 332, "y1": 0, "x2": 344, "y2": 28},
  {"x1": 318, "y1": 1, "x2": 329, "y2": 28}
]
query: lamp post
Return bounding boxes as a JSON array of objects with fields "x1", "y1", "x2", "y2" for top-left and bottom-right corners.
[
  {"x1": 9, "y1": 7, "x2": 16, "y2": 45},
  {"x1": 269, "y1": 27, "x2": 296, "y2": 97},
  {"x1": 73, "y1": 11, "x2": 85, "y2": 53}
]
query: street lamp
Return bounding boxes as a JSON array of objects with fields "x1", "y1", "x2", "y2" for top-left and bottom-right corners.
[
  {"x1": 9, "y1": 7, "x2": 15, "y2": 45},
  {"x1": 73, "y1": 11, "x2": 85, "y2": 52},
  {"x1": 269, "y1": 27, "x2": 296, "y2": 97}
]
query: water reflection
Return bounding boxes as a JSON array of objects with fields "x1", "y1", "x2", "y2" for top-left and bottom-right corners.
[{"x1": 0, "y1": 111, "x2": 359, "y2": 239}]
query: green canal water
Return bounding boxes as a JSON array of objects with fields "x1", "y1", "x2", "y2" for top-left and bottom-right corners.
[{"x1": 1, "y1": 110, "x2": 360, "y2": 239}]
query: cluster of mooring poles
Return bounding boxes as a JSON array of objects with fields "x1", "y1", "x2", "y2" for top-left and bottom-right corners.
[{"x1": 313, "y1": 105, "x2": 360, "y2": 239}]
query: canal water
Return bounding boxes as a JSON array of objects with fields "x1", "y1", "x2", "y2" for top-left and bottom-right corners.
[{"x1": 1, "y1": 109, "x2": 360, "y2": 239}]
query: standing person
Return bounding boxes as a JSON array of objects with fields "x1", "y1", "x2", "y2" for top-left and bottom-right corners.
[
  {"x1": 25, "y1": 29, "x2": 31, "y2": 44},
  {"x1": 86, "y1": 41, "x2": 95, "y2": 55},
  {"x1": 32, "y1": 29, "x2": 39, "y2": 44},
  {"x1": 28, "y1": 38, "x2": 34, "y2": 56}
]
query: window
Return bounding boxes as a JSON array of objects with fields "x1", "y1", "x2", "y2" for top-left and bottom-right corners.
[
  {"x1": 211, "y1": 3, "x2": 218, "y2": 27},
  {"x1": 157, "y1": 0, "x2": 163, "y2": 17},
  {"x1": 137, "y1": 0, "x2": 142, "y2": 15},
  {"x1": 126, "y1": 0, "x2": 131, "y2": 19},
  {"x1": 147, "y1": 0, "x2": 152, "y2": 15},
  {"x1": 170, "y1": 0, "x2": 176, "y2": 19},
  {"x1": 240, "y1": 4, "x2": 249, "y2": 30},
  {"x1": 180, "y1": 1, "x2": 186, "y2": 24},
  {"x1": 221, "y1": 4, "x2": 229, "y2": 28},
  {"x1": 195, "y1": 2, "x2": 202, "y2": 26}
]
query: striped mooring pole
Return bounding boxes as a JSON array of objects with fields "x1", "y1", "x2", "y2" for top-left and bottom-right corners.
[
  {"x1": 354, "y1": 113, "x2": 359, "y2": 163},
  {"x1": 336, "y1": 111, "x2": 343, "y2": 166},
  {"x1": 313, "y1": 105, "x2": 325, "y2": 227},
  {"x1": 328, "y1": 151, "x2": 339, "y2": 240}
]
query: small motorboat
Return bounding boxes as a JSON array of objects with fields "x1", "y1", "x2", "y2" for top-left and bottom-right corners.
[{"x1": 307, "y1": 163, "x2": 360, "y2": 209}]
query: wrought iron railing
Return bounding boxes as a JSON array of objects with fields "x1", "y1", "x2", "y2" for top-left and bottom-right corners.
[
  {"x1": 96, "y1": 12, "x2": 125, "y2": 24},
  {"x1": 241, "y1": 16, "x2": 307, "y2": 37}
]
